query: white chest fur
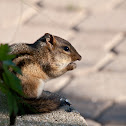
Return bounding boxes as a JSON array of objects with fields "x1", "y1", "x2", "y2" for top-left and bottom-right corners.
[{"x1": 37, "y1": 79, "x2": 45, "y2": 98}]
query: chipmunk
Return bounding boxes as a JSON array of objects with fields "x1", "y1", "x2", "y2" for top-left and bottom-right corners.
[{"x1": 4, "y1": 33, "x2": 82, "y2": 125}]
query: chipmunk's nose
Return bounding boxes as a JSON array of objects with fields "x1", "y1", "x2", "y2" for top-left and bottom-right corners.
[
  {"x1": 74, "y1": 53, "x2": 82, "y2": 61},
  {"x1": 77, "y1": 54, "x2": 82, "y2": 61},
  {"x1": 72, "y1": 51, "x2": 82, "y2": 61}
]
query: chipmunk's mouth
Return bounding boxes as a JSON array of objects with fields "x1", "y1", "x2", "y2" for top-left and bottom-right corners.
[
  {"x1": 69, "y1": 62, "x2": 76, "y2": 65},
  {"x1": 67, "y1": 62, "x2": 77, "y2": 70}
]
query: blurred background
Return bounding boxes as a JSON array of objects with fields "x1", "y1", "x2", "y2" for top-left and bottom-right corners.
[{"x1": 0, "y1": 0, "x2": 126, "y2": 125}]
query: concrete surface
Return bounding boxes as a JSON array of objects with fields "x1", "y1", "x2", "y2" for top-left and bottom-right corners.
[{"x1": 0, "y1": 92, "x2": 87, "y2": 126}]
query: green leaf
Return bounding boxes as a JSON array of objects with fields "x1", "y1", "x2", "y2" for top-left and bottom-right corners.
[
  {"x1": 3, "y1": 60, "x2": 15, "y2": 66},
  {"x1": 7, "y1": 92, "x2": 18, "y2": 115},
  {"x1": 10, "y1": 65, "x2": 22, "y2": 75},
  {"x1": 0, "y1": 44, "x2": 15, "y2": 60},
  {"x1": 0, "y1": 44, "x2": 26, "y2": 121},
  {"x1": 3, "y1": 60, "x2": 21, "y2": 74},
  {"x1": 2, "y1": 65, "x2": 23, "y2": 95},
  {"x1": 0, "y1": 81, "x2": 9, "y2": 94}
]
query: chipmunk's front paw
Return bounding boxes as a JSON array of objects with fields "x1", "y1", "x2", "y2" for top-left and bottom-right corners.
[{"x1": 67, "y1": 63, "x2": 76, "y2": 71}]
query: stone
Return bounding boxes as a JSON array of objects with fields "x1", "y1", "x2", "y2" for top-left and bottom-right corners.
[
  {"x1": 98, "y1": 101, "x2": 126, "y2": 125},
  {"x1": 78, "y1": 10, "x2": 126, "y2": 32},
  {"x1": 0, "y1": 0, "x2": 75, "y2": 43},
  {"x1": 67, "y1": 32, "x2": 115, "y2": 69},
  {"x1": 62, "y1": 95, "x2": 112, "y2": 119},
  {"x1": 86, "y1": 119, "x2": 101, "y2": 126},
  {"x1": 0, "y1": 24, "x2": 73, "y2": 44},
  {"x1": 104, "y1": 123, "x2": 126, "y2": 126},
  {"x1": 27, "y1": 8, "x2": 86, "y2": 29},
  {"x1": 116, "y1": 0, "x2": 126, "y2": 10},
  {"x1": 45, "y1": 75, "x2": 72, "y2": 92},
  {"x1": 0, "y1": 92, "x2": 87, "y2": 126},
  {"x1": 62, "y1": 71, "x2": 126, "y2": 101},
  {"x1": 43, "y1": 0, "x2": 124, "y2": 12},
  {"x1": 117, "y1": 39, "x2": 126, "y2": 54},
  {"x1": 105, "y1": 123, "x2": 126, "y2": 126},
  {"x1": 0, "y1": 0, "x2": 22, "y2": 42},
  {"x1": 105, "y1": 55, "x2": 126, "y2": 73}
]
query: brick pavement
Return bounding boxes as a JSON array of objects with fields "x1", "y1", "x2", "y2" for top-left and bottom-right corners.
[{"x1": 0, "y1": 0, "x2": 126, "y2": 125}]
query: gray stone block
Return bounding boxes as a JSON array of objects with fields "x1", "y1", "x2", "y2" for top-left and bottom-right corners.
[
  {"x1": 86, "y1": 119, "x2": 101, "y2": 126},
  {"x1": 105, "y1": 123, "x2": 126, "y2": 126},
  {"x1": 98, "y1": 101, "x2": 126, "y2": 124},
  {"x1": 68, "y1": 32, "x2": 115, "y2": 68},
  {"x1": 0, "y1": 92, "x2": 87, "y2": 126},
  {"x1": 62, "y1": 95, "x2": 112, "y2": 119},
  {"x1": 105, "y1": 55, "x2": 126, "y2": 73},
  {"x1": 62, "y1": 71, "x2": 126, "y2": 101},
  {"x1": 78, "y1": 10, "x2": 126, "y2": 32}
]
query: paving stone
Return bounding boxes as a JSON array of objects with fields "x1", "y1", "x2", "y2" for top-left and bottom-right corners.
[
  {"x1": 88, "y1": 0, "x2": 125, "y2": 12},
  {"x1": 0, "y1": 0, "x2": 76, "y2": 43},
  {"x1": 0, "y1": 27, "x2": 19, "y2": 43},
  {"x1": 0, "y1": 0, "x2": 22, "y2": 42},
  {"x1": 105, "y1": 55, "x2": 126, "y2": 73},
  {"x1": 98, "y1": 101, "x2": 126, "y2": 124},
  {"x1": 117, "y1": 39, "x2": 126, "y2": 54},
  {"x1": 62, "y1": 71, "x2": 126, "y2": 101},
  {"x1": 43, "y1": 0, "x2": 88, "y2": 10},
  {"x1": 86, "y1": 119, "x2": 101, "y2": 126},
  {"x1": 26, "y1": 7, "x2": 86, "y2": 29},
  {"x1": 105, "y1": 123, "x2": 126, "y2": 126},
  {"x1": 44, "y1": 74, "x2": 71, "y2": 92},
  {"x1": 63, "y1": 95, "x2": 113, "y2": 119},
  {"x1": 0, "y1": 0, "x2": 21, "y2": 28},
  {"x1": 43, "y1": 0, "x2": 123, "y2": 12},
  {"x1": 0, "y1": 24, "x2": 73, "y2": 44},
  {"x1": 115, "y1": 0, "x2": 126, "y2": 10},
  {"x1": 78, "y1": 10, "x2": 126, "y2": 32},
  {"x1": 68, "y1": 32, "x2": 115, "y2": 68},
  {"x1": 0, "y1": 0, "x2": 40, "y2": 43}
]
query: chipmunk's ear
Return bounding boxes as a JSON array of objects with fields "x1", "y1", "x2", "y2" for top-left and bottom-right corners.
[{"x1": 44, "y1": 33, "x2": 56, "y2": 50}]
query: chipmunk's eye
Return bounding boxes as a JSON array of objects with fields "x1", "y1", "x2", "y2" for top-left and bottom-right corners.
[{"x1": 63, "y1": 46, "x2": 70, "y2": 52}]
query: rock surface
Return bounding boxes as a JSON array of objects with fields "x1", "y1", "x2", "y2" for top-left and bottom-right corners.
[{"x1": 0, "y1": 92, "x2": 87, "y2": 126}]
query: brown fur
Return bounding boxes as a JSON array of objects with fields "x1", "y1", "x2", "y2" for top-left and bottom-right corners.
[
  {"x1": 10, "y1": 33, "x2": 81, "y2": 98},
  {"x1": 17, "y1": 63, "x2": 48, "y2": 97}
]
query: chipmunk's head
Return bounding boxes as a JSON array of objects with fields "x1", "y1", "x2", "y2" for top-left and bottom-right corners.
[{"x1": 35, "y1": 33, "x2": 82, "y2": 78}]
